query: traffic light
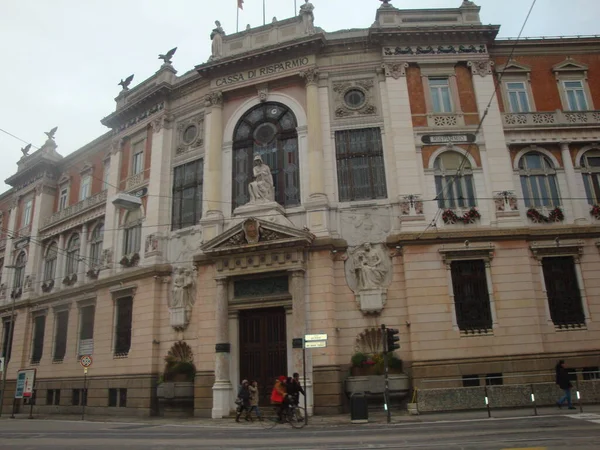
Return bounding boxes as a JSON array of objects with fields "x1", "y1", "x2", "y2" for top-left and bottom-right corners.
[{"x1": 386, "y1": 328, "x2": 400, "y2": 353}]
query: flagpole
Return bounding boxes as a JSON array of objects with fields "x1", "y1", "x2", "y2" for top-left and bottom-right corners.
[
  {"x1": 263, "y1": 0, "x2": 266, "y2": 25},
  {"x1": 237, "y1": 6, "x2": 239, "y2": 32},
  {"x1": 294, "y1": 1, "x2": 297, "y2": 15}
]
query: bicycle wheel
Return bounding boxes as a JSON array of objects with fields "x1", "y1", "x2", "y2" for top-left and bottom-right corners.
[
  {"x1": 259, "y1": 407, "x2": 279, "y2": 429},
  {"x1": 289, "y1": 406, "x2": 307, "y2": 429}
]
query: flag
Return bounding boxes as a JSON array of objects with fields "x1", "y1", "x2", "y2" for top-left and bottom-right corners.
[{"x1": 238, "y1": 0, "x2": 244, "y2": 9}]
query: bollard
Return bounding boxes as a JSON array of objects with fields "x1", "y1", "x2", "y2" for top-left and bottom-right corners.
[
  {"x1": 530, "y1": 384, "x2": 537, "y2": 416},
  {"x1": 575, "y1": 378, "x2": 583, "y2": 413},
  {"x1": 484, "y1": 385, "x2": 491, "y2": 418}
]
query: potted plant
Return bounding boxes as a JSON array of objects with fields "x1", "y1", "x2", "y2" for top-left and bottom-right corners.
[{"x1": 156, "y1": 341, "x2": 196, "y2": 417}]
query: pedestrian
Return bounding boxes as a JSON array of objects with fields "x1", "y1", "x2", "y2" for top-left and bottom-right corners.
[
  {"x1": 287, "y1": 372, "x2": 305, "y2": 408},
  {"x1": 235, "y1": 379, "x2": 251, "y2": 422},
  {"x1": 555, "y1": 360, "x2": 576, "y2": 410},
  {"x1": 270, "y1": 375, "x2": 287, "y2": 422},
  {"x1": 248, "y1": 380, "x2": 262, "y2": 420}
]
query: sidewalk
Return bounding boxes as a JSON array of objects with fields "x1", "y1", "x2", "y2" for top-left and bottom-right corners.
[{"x1": 3, "y1": 404, "x2": 600, "y2": 427}]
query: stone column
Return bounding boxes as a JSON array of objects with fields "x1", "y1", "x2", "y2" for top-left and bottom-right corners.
[
  {"x1": 468, "y1": 59, "x2": 513, "y2": 224},
  {"x1": 289, "y1": 270, "x2": 306, "y2": 375},
  {"x1": 102, "y1": 139, "x2": 123, "y2": 279},
  {"x1": 560, "y1": 141, "x2": 585, "y2": 222},
  {"x1": 212, "y1": 278, "x2": 231, "y2": 418},
  {"x1": 201, "y1": 91, "x2": 225, "y2": 242},
  {"x1": 77, "y1": 223, "x2": 88, "y2": 284},
  {"x1": 141, "y1": 114, "x2": 173, "y2": 264}
]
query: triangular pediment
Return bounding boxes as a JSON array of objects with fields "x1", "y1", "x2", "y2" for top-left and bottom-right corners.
[
  {"x1": 201, "y1": 217, "x2": 314, "y2": 255},
  {"x1": 496, "y1": 59, "x2": 531, "y2": 73},
  {"x1": 553, "y1": 58, "x2": 588, "y2": 73}
]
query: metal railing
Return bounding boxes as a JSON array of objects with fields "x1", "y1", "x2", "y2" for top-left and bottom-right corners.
[{"x1": 41, "y1": 190, "x2": 107, "y2": 229}]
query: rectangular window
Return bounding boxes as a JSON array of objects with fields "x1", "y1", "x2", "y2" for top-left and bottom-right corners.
[
  {"x1": 53, "y1": 310, "x2": 69, "y2": 362},
  {"x1": 114, "y1": 297, "x2": 133, "y2": 356},
  {"x1": 22, "y1": 199, "x2": 33, "y2": 227},
  {"x1": 71, "y1": 388, "x2": 87, "y2": 406},
  {"x1": 78, "y1": 305, "x2": 95, "y2": 356},
  {"x1": 429, "y1": 78, "x2": 453, "y2": 113},
  {"x1": 542, "y1": 257, "x2": 585, "y2": 328},
  {"x1": 103, "y1": 160, "x2": 110, "y2": 190},
  {"x1": 506, "y1": 81, "x2": 530, "y2": 113},
  {"x1": 451, "y1": 260, "x2": 493, "y2": 332},
  {"x1": 46, "y1": 389, "x2": 60, "y2": 406},
  {"x1": 79, "y1": 175, "x2": 91, "y2": 201},
  {"x1": 563, "y1": 80, "x2": 588, "y2": 111},
  {"x1": 109, "y1": 388, "x2": 127, "y2": 407},
  {"x1": 2, "y1": 318, "x2": 14, "y2": 362},
  {"x1": 58, "y1": 188, "x2": 68, "y2": 211},
  {"x1": 462, "y1": 375, "x2": 480, "y2": 387},
  {"x1": 123, "y1": 224, "x2": 141, "y2": 255},
  {"x1": 335, "y1": 128, "x2": 387, "y2": 202},
  {"x1": 31, "y1": 315, "x2": 46, "y2": 364},
  {"x1": 172, "y1": 159, "x2": 204, "y2": 231},
  {"x1": 131, "y1": 141, "x2": 145, "y2": 176},
  {"x1": 485, "y1": 373, "x2": 503, "y2": 386}
]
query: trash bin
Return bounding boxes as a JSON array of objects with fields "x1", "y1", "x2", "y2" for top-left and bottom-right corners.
[{"x1": 350, "y1": 392, "x2": 368, "y2": 423}]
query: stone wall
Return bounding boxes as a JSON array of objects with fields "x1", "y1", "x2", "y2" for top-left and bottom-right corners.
[
  {"x1": 194, "y1": 371, "x2": 215, "y2": 418},
  {"x1": 313, "y1": 365, "x2": 343, "y2": 415},
  {"x1": 417, "y1": 380, "x2": 600, "y2": 413}
]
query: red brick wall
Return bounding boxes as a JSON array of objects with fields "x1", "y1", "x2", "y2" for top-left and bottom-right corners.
[{"x1": 407, "y1": 65, "x2": 427, "y2": 127}]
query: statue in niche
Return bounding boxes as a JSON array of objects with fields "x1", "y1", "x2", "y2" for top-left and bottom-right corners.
[
  {"x1": 345, "y1": 243, "x2": 392, "y2": 314},
  {"x1": 299, "y1": 0, "x2": 315, "y2": 35},
  {"x1": 354, "y1": 243, "x2": 386, "y2": 290},
  {"x1": 248, "y1": 155, "x2": 275, "y2": 204},
  {"x1": 170, "y1": 267, "x2": 197, "y2": 330},
  {"x1": 210, "y1": 21, "x2": 225, "y2": 60}
]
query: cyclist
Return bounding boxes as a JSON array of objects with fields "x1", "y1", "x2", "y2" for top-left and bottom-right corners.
[
  {"x1": 270, "y1": 375, "x2": 287, "y2": 422},
  {"x1": 287, "y1": 372, "x2": 305, "y2": 407}
]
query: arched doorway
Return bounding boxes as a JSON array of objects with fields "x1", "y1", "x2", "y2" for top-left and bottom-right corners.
[{"x1": 232, "y1": 102, "x2": 300, "y2": 210}]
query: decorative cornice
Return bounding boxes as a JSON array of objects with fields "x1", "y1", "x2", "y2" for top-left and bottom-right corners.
[
  {"x1": 150, "y1": 113, "x2": 173, "y2": 133},
  {"x1": 530, "y1": 240, "x2": 584, "y2": 260},
  {"x1": 383, "y1": 44, "x2": 487, "y2": 57},
  {"x1": 439, "y1": 243, "x2": 495, "y2": 264}
]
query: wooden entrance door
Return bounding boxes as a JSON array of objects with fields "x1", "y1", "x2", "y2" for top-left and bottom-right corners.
[{"x1": 239, "y1": 307, "x2": 287, "y2": 405}]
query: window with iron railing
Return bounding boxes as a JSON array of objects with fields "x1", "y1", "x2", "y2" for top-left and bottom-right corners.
[
  {"x1": 172, "y1": 159, "x2": 204, "y2": 231},
  {"x1": 53, "y1": 310, "x2": 69, "y2": 362},
  {"x1": 114, "y1": 297, "x2": 133, "y2": 356},
  {"x1": 450, "y1": 260, "x2": 492, "y2": 333},
  {"x1": 542, "y1": 256, "x2": 585, "y2": 329},
  {"x1": 78, "y1": 305, "x2": 95, "y2": 357},
  {"x1": 31, "y1": 315, "x2": 46, "y2": 364}
]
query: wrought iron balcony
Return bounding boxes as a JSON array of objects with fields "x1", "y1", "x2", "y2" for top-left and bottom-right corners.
[
  {"x1": 41, "y1": 190, "x2": 108, "y2": 229},
  {"x1": 503, "y1": 110, "x2": 600, "y2": 128}
]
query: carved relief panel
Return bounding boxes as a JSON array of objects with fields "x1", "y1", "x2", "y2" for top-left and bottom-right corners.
[
  {"x1": 331, "y1": 77, "x2": 379, "y2": 121},
  {"x1": 175, "y1": 114, "x2": 205, "y2": 157}
]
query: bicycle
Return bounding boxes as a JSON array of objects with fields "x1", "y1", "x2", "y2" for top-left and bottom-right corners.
[{"x1": 259, "y1": 400, "x2": 306, "y2": 429}]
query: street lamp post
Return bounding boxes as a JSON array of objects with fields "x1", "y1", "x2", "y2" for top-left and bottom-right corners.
[{"x1": 0, "y1": 265, "x2": 18, "y2": 418}]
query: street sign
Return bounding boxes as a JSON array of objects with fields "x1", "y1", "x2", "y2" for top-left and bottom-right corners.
[
  {"x1": 304, "y1": 341, "x2": 327, "y2": 349},
  {"x1": 305, "y1": 333, "x2": 327, "y2": 341},
  {"x1": 80, "y1": 355, "x2": 93, "y2": 368},
  {"x1": 0, "y1": 356, "x2": 4, "y2": 372},
  {"x1": 292, "y1": 338, "x2": 304, "y2": 349},
  {"x1": 15, "y1": 369, "x2": 36, "y2": 399}
]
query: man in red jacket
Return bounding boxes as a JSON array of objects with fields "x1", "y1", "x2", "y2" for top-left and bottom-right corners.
[{"x1": 270, "y1": 375, "x2": 287, "y2": 421}]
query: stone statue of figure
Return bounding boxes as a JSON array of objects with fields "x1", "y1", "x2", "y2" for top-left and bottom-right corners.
[
  {"x1": 171, "y1": 267, "x2": 194, "y2": 309},
  {"x1": 210, "y1": 20, "x2": 225, "y2": 60},
  {"x1": 354, "y1": 243, "x2": 386, "y2": 290},
  {"x1": 299, "y1": 0, "x2": 315, "y2": 35},
  {"x1": 248, "y1": 155, "x2": 275, "y2": 203}
]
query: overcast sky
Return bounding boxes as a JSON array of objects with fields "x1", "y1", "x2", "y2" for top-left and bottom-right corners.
[{"x1": 1, "y1": 0, "x2": 598, "y2": 195}]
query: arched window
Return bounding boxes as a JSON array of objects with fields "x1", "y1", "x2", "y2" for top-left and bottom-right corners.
[
  {"x1": 434, "y1": 151, "x2": 476, "y2": 209},
  {"x1": 581, "y1": 150, "x2": 600, "y2": 205},
  {"x1": 65, "y1": 234, "x2": 80, "y2": 276},
  {"x1": 232, "y1": 102, "x2": 300, "y2": 209},
  {"x1": 518, "y1": 152, "x2": 560, "y2": 208},
  {"x1": 123, "y1": 209, "x2": 142, "y2": 256},
  {"x1": 90, "y1": 223, "x2": 104, "y2": 267},
  {"x1": 13, "y1": 251, "x2": 26, "y2": 290},
  {"x1": 43, "y1": 242, "x2": 58, "y2": 283}
]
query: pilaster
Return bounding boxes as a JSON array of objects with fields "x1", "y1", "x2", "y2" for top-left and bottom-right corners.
[
  {"x1": 0, "y1": 207, "x2": 17, "y2": 300},
  {"x1": 102, "y1": 140, "x2": 124, "y2": 279},
  {"x1": 212, "y1": 278, "x2": 232, "y2": 418},
  {"x1": 560, "y1": 141, "x2": 585, "y2": 223},
  {"x1": 77, "y1": 223, "x2": 88, "y2": 286}
]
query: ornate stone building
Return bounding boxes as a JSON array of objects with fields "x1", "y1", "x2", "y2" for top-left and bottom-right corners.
[{"x1": 1, "y1": 0, "x2": 599, "y2": 417}]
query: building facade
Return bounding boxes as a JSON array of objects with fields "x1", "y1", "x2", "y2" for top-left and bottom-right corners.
[{"x1": 1, "y1": 0, "x2": 600, "y2": 417}]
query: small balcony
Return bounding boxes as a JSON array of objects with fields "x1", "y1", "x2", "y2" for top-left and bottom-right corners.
[
  {"x1": 503, "y1": 110, "x2": 600, "y2": 128},
  {"x1": 41, "y1": 190, "x2": 108, "y2": 229},
  {"x1": 125, "y1": 173, "x2": 146, "y2": 191}
]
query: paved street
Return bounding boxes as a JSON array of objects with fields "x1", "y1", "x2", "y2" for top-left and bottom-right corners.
[{"x1": 1, "y1": 412, "x2": 600, "y2": 450}]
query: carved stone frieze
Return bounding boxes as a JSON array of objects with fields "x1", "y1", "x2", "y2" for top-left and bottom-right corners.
[
  {"x1": 205, "y1": 91, "x2": 223, "y2": 107},
  {"x1": 145, "y1": 233, "x2": 164, "y2": 257},
  {"x1": 400, "y1": 194, "x2": 424, "y2": 216},
  {"x1": 175, "y1": 114, "x2": 205, "y2": 156},
  {"x1": 382, "y1": 62, "x2": 409, "y2": 79},
  {"x1": 114, "y1": 102, "x2": 165, "y2": 133},
  {"x1": 383, "y1": 44, "x2": 487, "y2": 57},
  {"x1": 494, "y1": 191, "x2": 518, "y2": 213},
  {"x1": 468, "y1": 60, "x2": 494, "y2": 77},
  {"x1": 341, "y1": 209, "x2": 391, "y2": 247},
  {"x1": 332, "y1": 77, "x2": 378, "y2": 120}
]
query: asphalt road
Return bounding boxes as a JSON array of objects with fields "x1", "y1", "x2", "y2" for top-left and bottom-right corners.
[{"x1": 1, "y1": 414, "x2": 600, "y2": 449}]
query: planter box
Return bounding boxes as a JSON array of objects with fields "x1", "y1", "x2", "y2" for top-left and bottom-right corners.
[
  {"x1": 345, "y1": 374, "x2": 410, "y2": 396},
  {"x1": 156, "y1": 382, "x2": 194, "y2": 417}
]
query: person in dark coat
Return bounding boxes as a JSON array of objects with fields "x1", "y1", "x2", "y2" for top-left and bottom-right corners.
[
  {"x1": 236, "y1": 379, "x2": 251, "y2": 422},
  {"x1": 555, "y1": 360, "x2": 576, "y2": 410},
  {"x1": 286, "y1": 373, "x2": 305, "y2": 407}
]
